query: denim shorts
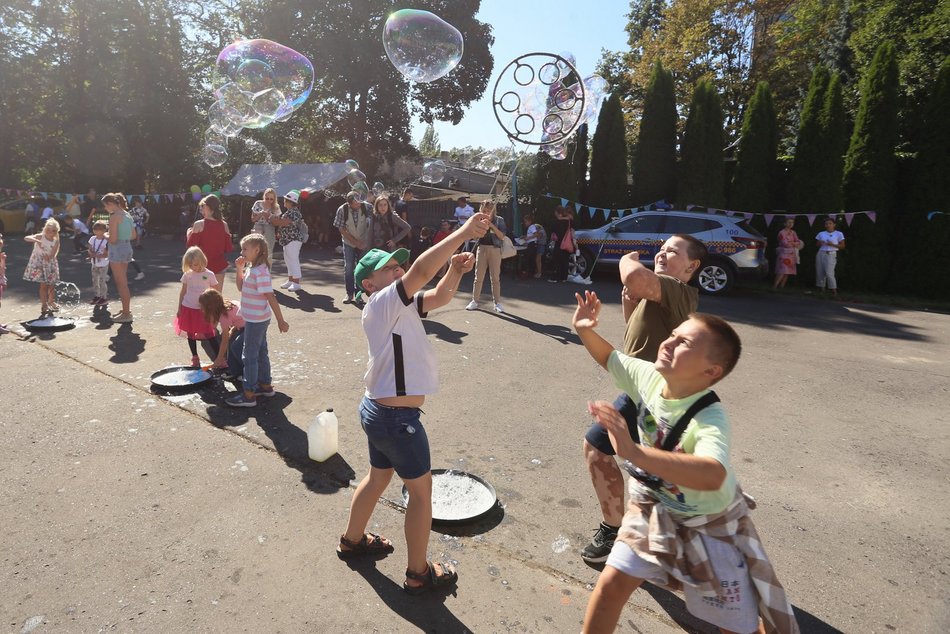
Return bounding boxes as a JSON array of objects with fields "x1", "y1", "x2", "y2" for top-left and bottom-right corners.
[
  {"x1": 109, "y1": 240, "x2": 133, "y2": 263},
  {"x1": 359, "y1": 396, "x2": 430, "y2": 480},
  {"x1": 584, "y1": 392, "x2": 640, "y2": 455}
]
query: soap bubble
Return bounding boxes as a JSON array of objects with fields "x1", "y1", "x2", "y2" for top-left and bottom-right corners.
[
  {"x1": 557, "y1": 51, "x2": 577, "y2": 74},
  {"x1": 204, "y1": 127, "x2": 227, "y2": 153},
  {"x1": 203, "y1": 144, "x2": 228, "y2": 168},
  {"x1": 422, "y1": 159, "x2": 447, "y2": 183},
  {"x1": 208, "y1": 101, "x2": 243, "y2": 137},
  {"x1": 345, "y1": 159, "x2": 360, "y2": 173},
  {"x1": 542, "y1": 139, "x2": 569, "y2": 160},
  {"x1": 383, "y1": 9, "x2": 464, "y2": 83},
  {"x1": 212, "y1": 39, "x2": 314, "y2": 130},
  {"x1": 480, "y1": 155, "x2": 501, "y2": 172},
  {"x1": 347, "y1": 170, "x2": 366, "y2": 187},
  {"x1": 351, "y1": 181, "x2": 370, "y2": 201},
  {"x1": 372, "y1": 182, "x2": 385, "y2": 196}
]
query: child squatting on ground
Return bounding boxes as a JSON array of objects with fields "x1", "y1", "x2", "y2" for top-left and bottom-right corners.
[
  {"x1": 23, "y1": 218, "x2": 61, "y2": 316},
  {"x1": 336, "y1": 211, "x2": 491, "y2": 595},
  {"x1": 571, "y1": 291, "x2": 799, "y2": 634},
  {"x1": 174, "y1": 246, "x2": 220, "y2": 367},
  {"x1": 226, "y1": 233, "x2": 289, "y2": 408},
  {"x1": 198, "y1": 287, "x2": 246, "y2": 380}
]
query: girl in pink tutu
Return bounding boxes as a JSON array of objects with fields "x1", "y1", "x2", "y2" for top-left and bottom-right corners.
[{"x1": 174, "y1": 247, "x2": 219, "y2": 366}]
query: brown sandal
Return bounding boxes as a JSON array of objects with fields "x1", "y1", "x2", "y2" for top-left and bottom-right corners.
[
  {"x1": 403, "y1": 560, "x2": 458, "y2": 595},
  {"x1": 336, "y1": 533, "x2": 394, "y2": 559}
]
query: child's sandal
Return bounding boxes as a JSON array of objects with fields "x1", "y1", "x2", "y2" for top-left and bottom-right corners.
[
  {"x1": 403, "y1": 560, "x2": 458, "y2": 595},
  {"x1": 336, "y1": 533, "x2": 394, "y2": 560}
]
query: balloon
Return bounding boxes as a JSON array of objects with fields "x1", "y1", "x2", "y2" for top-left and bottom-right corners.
[
  {"x1": 347, "y1": 170, "x2": 366, "y2": 187},
  {"x1": 190, "y1": 185, "x2": 201, "y2": 193},
  {"x1": 345, "y1": 159, "x2": 360, "y2": 173},
  {"x1": 201, "y1": 184, "x2": 212, "y2": 193},
  {"x1": 299, "y1": 190, "x2": 310, "y2": 200},
  {"x1": 372, "y1": 182, "x2": 385, "y2": 196},
  {"x1": 422, "y1": 159, "x2": 447, "y2": 183},
  {"x1": 383, "y1": 9, "x2": 463, "y2": 83},
  {"x1": 212, "y1": 39, "x2": 314, "y2": 130}
]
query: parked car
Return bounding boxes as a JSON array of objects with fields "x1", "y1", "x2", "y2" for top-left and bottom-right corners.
[
  {"x1": 572, "y1": 210, "x2": 768, "y2": 295},
  {"x1": 0, "y1": 196, "x2": 64, "y2": 234}
]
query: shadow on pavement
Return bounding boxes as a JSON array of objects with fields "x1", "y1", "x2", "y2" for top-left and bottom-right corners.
[
  {"x1": 275, "y1": 288, "x2": 342, "y2": 314},
  {"x1": 342, "y1": 558, "x2": 473, "y2": 633},
  {"x1": 204, "y1": 392, "x2": 356, "y2": 494},
  {"x1": 489, "y1": 311, "x2": 580, "y2": 345},
  {"x1": 423, "y1": 319, "x2": 469, "y2": 345},
  {"x1": 108, "y1": 323, "x2": 146, "y2": 363}
]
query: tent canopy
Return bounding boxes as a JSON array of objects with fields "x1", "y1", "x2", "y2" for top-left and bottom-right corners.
[{"x1": 220, "y1": 163, "x2": 350, "y2": 197}]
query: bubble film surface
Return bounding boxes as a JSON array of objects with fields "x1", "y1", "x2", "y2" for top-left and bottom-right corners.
[
  {"x1": 383, "y1": 9, "x2": 463, "y2": 83},
  {"x1": 422, "y1": 159, "x2": 447, "y2": 184}
]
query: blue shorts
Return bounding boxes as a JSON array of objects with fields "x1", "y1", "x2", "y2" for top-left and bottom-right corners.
[
  {"x1": 584, "y1": 392, "x2": 640, "y2": 455},
  {"x1": 359, "y1": 396, "x2": 430, "y2": 480},
  {"x1": 108, "y1": 240, "x2": 134, "y2": 263}
]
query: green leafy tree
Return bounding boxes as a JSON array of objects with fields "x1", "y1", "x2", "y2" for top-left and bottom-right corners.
[
  {"x1": 841, "y1": 42, "x2": 900, "y2": 291},
  {"x1": 589, "y1": 94, "x2": 629, "y2": 209},
  {"x1": 678, "y1": 79, "x2": 725, "y2": 209},
  {"x1": 418, "y1": 124, "x2": 441, "y2": 157},
  {"x1": 818, "y1": 72, "x2": 849, "y2": 214},
  {"x1": 731, "y1": 82, "x2": 777, "y2": 214},
  {"x1": 788, "y1": 66, "x2": 831, "y2": 213},
  {"x1": 632, "y1": 61, "x2": 677, "y2": 204}
]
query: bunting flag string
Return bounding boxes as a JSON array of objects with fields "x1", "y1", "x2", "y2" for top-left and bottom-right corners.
[
  {"x1": 540, "y1": 193, "x2": 897, "y2": 226},
  {"x1": 1, "y1": 185, "x2": 223, "y2": 205}
]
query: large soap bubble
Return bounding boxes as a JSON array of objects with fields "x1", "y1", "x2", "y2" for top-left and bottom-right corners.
[
  {"x1": 345, "y1": 159, "x2": 360, "y2": 173},
  {"x1": 347, "y1": 170, "x2": 367, "y2": 187},
  {"x1": 203, "y1": 144, "x2": 228, "y2": 168},
  {"x1": 351, "y1": 181, "x2": 370, "y2": 201},
  {"x1": 422, "y1": 159, "x2": 447, "y2": 183},
  {"x1": 372, "y1": 182, "x2": 385, "y2": 196},
  {"x1": 212, "y1": 39, "x2": 313, "y2": 130},
  {"x1": 383, "y1": 10, "x2": 463, "y2": 83}
]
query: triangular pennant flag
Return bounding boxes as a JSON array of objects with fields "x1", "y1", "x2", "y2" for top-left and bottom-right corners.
[
  {"x1": 560, "y1": 198, "x2": 568, "y2": 207},
  {"x1": 744, "y1": 213, "x2": 753, "y2": 221},
  {"x1": 866, "y1": 211, "x2": 876, "y2": 223},
  {"x1": 806, "y1": 214, "x2": 817, "y2": 225},
  {"x1": 179, "y1": 193, "x2": 186, "y2": 201},
  {"x1": 764, "y1": 214, "x2": 774, "y2": 226},
  {"x1": 153, "y1": 194, "x2": 160, "y2": 203},
  {"x1": 844, "y1": 213, "x2": 855, "y2": 226},
  {"x1": 166, "y1": 194, "x2": 174, "y2": 202},
  {"x1": 926, "y1": 211, "x2": 944, "y2": 221},
  {"x1": 603, "y1": 208, "x2": 611, "y2": 221},
  {"x1": 575, "y1": 202, "x2": 582, "y2": 213}
]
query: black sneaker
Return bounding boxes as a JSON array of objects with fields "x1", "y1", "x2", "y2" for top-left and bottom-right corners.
[{"x1": 581, "y1": 523, "x2": 618, "y2": 563}]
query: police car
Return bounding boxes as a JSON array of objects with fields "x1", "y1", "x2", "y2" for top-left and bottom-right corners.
[{"x1": 573, "y1": 210, "x2": 768, "y2": 295}]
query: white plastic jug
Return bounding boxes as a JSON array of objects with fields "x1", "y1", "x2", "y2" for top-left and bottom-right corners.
[{"x1": 308, "y1": 408, "x2": 338, "y2": 462}]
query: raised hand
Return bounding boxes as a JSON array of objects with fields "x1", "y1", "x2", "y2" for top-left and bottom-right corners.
[
  {"x1": 461, "y1": 212, "x2": 491, "y2": 240},
  {"x1": 449, "y1": 251, "x2": 475, "y2": 274},
  {"x1": 587, "y1": 400, "x2": 629, "y2": 439},
  {"x1": 572, "y1": 290, "x2": 601, "y2": 330}
]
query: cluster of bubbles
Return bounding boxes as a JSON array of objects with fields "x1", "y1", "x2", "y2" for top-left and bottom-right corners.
[
  {"x1": 494, "y1": 52, "x2": 608, "y2": 160},
  {"x1": 343, "y1": 159, "x2": 385, "y2": 201},
  {"x1": 421, "y1": 159, "x2": 447, "y2": 184},
  {"x1": 203, "y1": 39, "x2": 315, "y2": 167},
  {"x1": 383, "y1": 9, "x2": 463, "y2": 83}
]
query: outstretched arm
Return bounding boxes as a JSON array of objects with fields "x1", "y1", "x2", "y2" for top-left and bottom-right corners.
[
  {"x1": 620, "y1": 252, "x2": 662, "y2": 303},
  {"x1": 401, "y1": 213, "x2": 490, "y2": 298},
  {"x1": 422, "y1": 252, "x2": 475, "y2": 312},
  {"x1": 572, "y1": 291, "x2": 615, "y2": 369}
]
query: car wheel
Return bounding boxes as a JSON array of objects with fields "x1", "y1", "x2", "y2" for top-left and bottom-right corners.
[
  {"x1": 574, "y1": 246, "x2": 596, "y2": 278},
  {"x1": 697, "y1": 259, "x2": 735, "y2": 295}
]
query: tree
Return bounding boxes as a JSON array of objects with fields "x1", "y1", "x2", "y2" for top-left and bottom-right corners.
[
  {"x1": 632, "y1": 61, "x2": 677, "y2": 205},
  {"x1": 572, "y1": 123, "x2": 590, "y2": 205},
  {"x1": 418, "y1": 124, "x2": 441, "y2": 157},
  {"x1": 788, "y1": 66, "x2": 831, "y2": 213},
  {"x1": 841, "y1": 42, "x2": 899, "y2": 291},
  {"x1": 818, "y1": 72, "x2": 848, "y2": 214},
  {"x1": 677, "y1": 79, "x2": 725, "y2": 209},
  {"x1": 731, "y1": 82, "x2": 777, "y2": 214},
  {"x1": 588, "y1": 94, "x2": 629, "y2": 209}
]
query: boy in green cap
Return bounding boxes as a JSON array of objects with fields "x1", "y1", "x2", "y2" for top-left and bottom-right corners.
[{"x1": 337, "y1": 211, "x2": 491, "y2": 595}]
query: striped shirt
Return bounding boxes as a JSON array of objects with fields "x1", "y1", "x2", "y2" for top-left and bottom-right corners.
[{"x1": 238, "y1": 264, "x2": 273, "y2": 323}]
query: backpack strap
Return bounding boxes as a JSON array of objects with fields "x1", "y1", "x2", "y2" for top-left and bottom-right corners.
[{"x1": 659, "y1": 391, "x2": 720, "y2": 452}]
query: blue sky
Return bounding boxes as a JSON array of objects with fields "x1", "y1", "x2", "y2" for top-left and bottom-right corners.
[{"x1": 410, "y1": 0, "x2": 631, "y2": 150}]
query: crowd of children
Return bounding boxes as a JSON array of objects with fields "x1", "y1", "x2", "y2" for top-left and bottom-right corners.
[{"x1": 0, "y1": 188, "x2": 807, "y2": 632}]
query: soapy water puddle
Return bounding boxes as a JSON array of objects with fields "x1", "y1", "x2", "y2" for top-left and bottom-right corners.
[{"x1": 404, "y1": 471, "x2": 496, "y2": 521}]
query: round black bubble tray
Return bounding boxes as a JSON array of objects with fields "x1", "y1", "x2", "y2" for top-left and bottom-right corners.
[{"x1": 402, "y1": 469, "x2": 498, "y2": 525}]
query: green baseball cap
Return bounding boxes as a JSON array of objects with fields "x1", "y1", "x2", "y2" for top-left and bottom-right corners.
[{"x1": 354, "y1": 248, "x2": 410, "y2": 299}]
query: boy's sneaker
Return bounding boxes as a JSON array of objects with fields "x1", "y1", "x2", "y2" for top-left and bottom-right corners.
[
  {"x1": 254, "y1": 384, "x2": 276, "y2": 398},
  {"x1": 581, "y1": 523, "x2": 619, "y2": 563},
  {"x1": 225, "y1": 391, "x2": 257, "y2": 407},
  {"x1": 134, "y1": 272, "x2": 145, "y2": 281},
  {"x1": 493, "y1": 303, "x2": 504, "y2": 313},
  {"x1": 465, "y1": 300, "x2": 479, "y2": 311}
]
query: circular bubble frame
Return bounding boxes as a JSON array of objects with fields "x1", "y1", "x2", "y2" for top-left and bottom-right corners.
[{"x1": 492, "y1": 52, "x2": 586, "y2": 146}]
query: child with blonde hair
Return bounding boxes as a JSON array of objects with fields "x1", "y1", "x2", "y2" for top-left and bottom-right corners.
[
  {"x1": 226, "y1": 233, "x2": 289, "y2": 407},
  {"x1": 198, "y1": 288, "x2": 245, "y2": 379},
  {"x1": 173, "y1": 246, "x2": 220, "y2": 367},
  {"x1": 23, "y1": 218, "x2": 62, "y2": 316}
]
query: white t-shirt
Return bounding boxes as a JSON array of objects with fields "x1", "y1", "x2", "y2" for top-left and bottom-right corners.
[
  {"x1": 41, "y1": 207, "x2": 54, "y2": 220},
  {"x1": 816, "y1": 230, "x2": 844, "y2": 253},
  {"x1": 453, "y1": 204, "x2": 474, "y2": 225},
  {"x1": 89, "y1": 236, "x2": 110, "y2": 268},
  {"x1": 362, "y1": 280, "x2": 437, "y2": 399},
  {"x1": 73, "y1": 218, "x2": 90, "y2": 235}
]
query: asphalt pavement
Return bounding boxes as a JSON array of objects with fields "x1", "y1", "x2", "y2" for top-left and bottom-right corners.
[{"x1": 1, "y1": 234, "x2": 947, "y2": 633}]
